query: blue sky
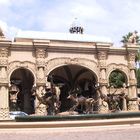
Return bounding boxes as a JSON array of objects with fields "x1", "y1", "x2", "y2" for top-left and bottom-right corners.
[{"x1": 0, "y1": 0, "x2": 140, "y2": 47}]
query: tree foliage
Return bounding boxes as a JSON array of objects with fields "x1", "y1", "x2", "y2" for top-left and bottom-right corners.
[
  {"x1": 109, "y1": 70, "x2": 125, "y2": 88},
  {"x1": 121, "y1": 31, "x2": 140, "y2": 44}
]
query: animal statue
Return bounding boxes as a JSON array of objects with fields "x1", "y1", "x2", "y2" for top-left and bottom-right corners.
[
  {"x1": 95, "y1": 86, "x2": 122, "y2": 112},
  {"x1": 67, "y1": 92, "x2": 98, "y2": 114},
  {"x1": 128, "y1": 31, "x2": 138, "y2": 44},
  {"x1": 95, "y1": 85, "x2": 138, "y2": 112},
  {"x1": 32, "y1": 86, "x2": 59, "y2": 115},
  {"x1": 119, "y1": 84, "x2": 138, "y2": 102}
]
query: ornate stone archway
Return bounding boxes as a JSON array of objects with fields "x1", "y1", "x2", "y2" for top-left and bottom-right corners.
[
  {"x1": 106, "y1": 63, "x2": 129, "y2": 84},
  {"x1": 45, "y1": 58, "x2": 99, "y2": 113},
  {"x1": 8, "y1": 61, "x2": 36, "y2": 83},
  {"x1": 45, "y1": 57, "x2": 99, "y2": 80},
  {"x1": 8, "y1": 63, "x2": 36, "y2": 114}
]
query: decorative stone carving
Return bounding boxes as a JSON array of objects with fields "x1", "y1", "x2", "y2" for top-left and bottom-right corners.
[
  {"x1": 36, "y1": 48, "x2": 46, "y2": 68},
  {"x1": 0, "y1": 48, "x2": 8, "y2": 66},
  {"x1": 34, "y1": 85, "x2": 47, "y2": 115},
  {"x1": 98, "y1": 101, "x2": 108, "y2": 113},
  {"x1": 98, "y1": 61, "x2": 106, "y2": 69},
  {"x1": 0, "y1": 59, "x2": 8, "y2": 66},
  {"x1": 129, "y1": 79, "x2": 137, "y2": 85},
  {"x1": 128, "y1": 52, "x2": 136, "y2": 61},
  {"x1": 0, "y1": 48, "x2": 8, "y2": 57},
  {"x1": 0, "y1": 107, "x2": 9, "y2": 120},
  {"x1": 128, "y1": 31, "x2": 138, "y2": 44},
  {"x1": 0, "y1": 67, "x2": 8, "y2": 83},
  {"x1": 127, "y1": 101, "x2": 139, "y2": 111},
  {"x1": 36, "y1": 48, "x2": 46, "y2": 59},
  {"x1": 36, "y1": 60, "x2": 46, "y2": 67},
  {"x1": 97, "y1": 51, "x2": 107, "y2": 60},
  {"x1": 70, "y1": 58, "x2": 79, "y2": 65},
  {"x1": 8, "y1": 61, "x2": 36, "y2": 78},
  {"x1": 128, "y1": 62, "x2": 135, "y2": 70},
  {"x1": 36, "y1": 64, "x2": 45, "y2": 84},
  {"x1": 45, "y1": 57, "x2": 98, "y2": 78},
  {"x1": 35, "y1": 106, "x2": 47, "y2": 115},
  {"x1": 106, "y1": 64, "x2": 129, "y2": 82},
  {"x1": 99, "y1": 79, "x2": 107, "y2": 85},
  {"x1": 97, "y1": 51, "x2": 107, "y2": 69}
]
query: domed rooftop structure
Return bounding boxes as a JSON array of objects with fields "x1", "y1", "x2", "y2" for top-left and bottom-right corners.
[{"x1": 69, "y1": 18, "x2": 84, "y2": 34}]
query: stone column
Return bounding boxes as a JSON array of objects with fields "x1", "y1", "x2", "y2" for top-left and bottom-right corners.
[
  {"x1": 35, "y1": 85, "x2": 47, "y2": 115},
  {"x1": 122, "y1": 98, "x2": 127, "y2": 111},
  {"x1": 97, "y1": 51, "x2": 109, "y2": 113},
  {"x1": 0, "y1": 46, "x2": 10, "y2": 120},
  {"x1": 35, "y1": 48, "x2": 47, "y2": 115},
  {"x1": 126, "y1": 44, "x2": 139, "y2": 111}
]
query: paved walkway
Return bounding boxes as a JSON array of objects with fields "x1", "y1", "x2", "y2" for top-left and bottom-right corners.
[{"x1": 0, "y1": 124, "x2": 140, "y2": 140}]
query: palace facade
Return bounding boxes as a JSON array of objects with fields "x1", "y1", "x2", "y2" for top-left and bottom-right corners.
[{"x1": 0, "y1": 29, "x2": 139, "y2": 120}]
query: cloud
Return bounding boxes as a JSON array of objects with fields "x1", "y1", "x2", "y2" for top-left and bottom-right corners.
[
  {"x1": 70, "y1": 1, "x2": 109, "y2": 20},
  {"x1": 0, "y1": 0, "x2": 140, "y2": 47},
  {"x1": 0, "y1": 20, "x2": 20, "y2": 39},
  {"x1": 41, "y1": 0, "x2": 110, "y2": 34},
  {"x1": 0, "y1": 0, "x2": 10, "y2": 5}
]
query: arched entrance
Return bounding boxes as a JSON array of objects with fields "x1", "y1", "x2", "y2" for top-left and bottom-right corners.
[
  {"x1": 47, "y1": 64, "x2": 98, "y2": 113},
  {"x1": 109, "y1": 70, "x2": 127, "y2": 88},
  {"x1": 9, "y1": 68, "x2": 35, "y2": 114},
  {"x1": 108, "y1": 69, "x2": 128, "y2": 111}
]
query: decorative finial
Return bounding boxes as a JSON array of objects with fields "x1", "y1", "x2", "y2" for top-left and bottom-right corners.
[{"x1": 69, "y1": 18, "x2": 84, "y2": 34}]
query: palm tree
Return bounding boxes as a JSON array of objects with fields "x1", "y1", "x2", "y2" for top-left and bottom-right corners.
[
  {"x1": 121, "y1": 32, "x2": 133, "y2": 43},
  {"x1": 121, "y1": 31, "x2": 140, "y2": 87},
  {"x1": 121, "y1": 31, "x2": 140, "y2": 44}
]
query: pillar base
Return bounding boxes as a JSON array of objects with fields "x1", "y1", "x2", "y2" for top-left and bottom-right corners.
[
  {"x1": 35, "y1": 106, "x2": 47, "y2": 116},
  {"x1": 98, "y1": 101, "x2": 109, "y2": 114},
  {"x1": 0, "y1": 107, "x2": 10, "y2": 120},
  {"x1": 128, "y1": 101, "x2": 139, "y2": 111}
]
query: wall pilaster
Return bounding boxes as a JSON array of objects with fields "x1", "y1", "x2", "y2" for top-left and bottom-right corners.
[
  {"x1": 96, "y1": 43, "x2": 111, "y2": 113},
  {"x1": 33, "y1": 40, "x2": 49, "y2": 115},
  {"x1": 0, "y1": 39, "x2": 11, "y2": 119},
  {"x1": 125, "y1": 43, "x2": 139, "y2": 111}
]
